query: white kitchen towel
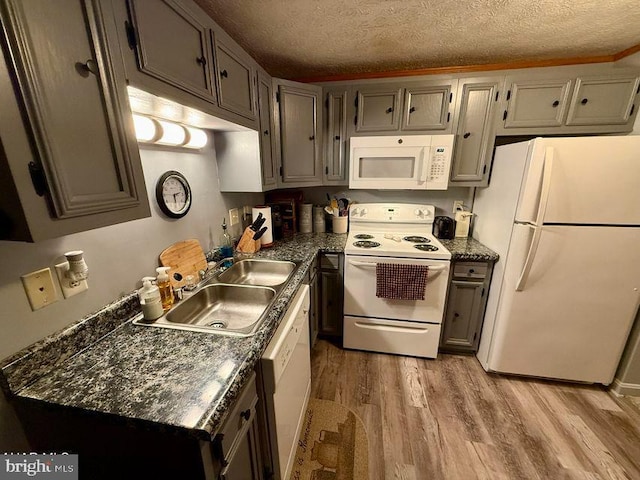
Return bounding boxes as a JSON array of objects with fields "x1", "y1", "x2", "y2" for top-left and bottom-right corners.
[
  {"x1": 252, "y1": 206, "x2": 273, "y2": 247},
  {"x1": 375, "y1": 263, "x2": 428, "y2": 300}
]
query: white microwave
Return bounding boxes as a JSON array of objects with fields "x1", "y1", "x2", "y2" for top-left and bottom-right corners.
[{"x1": 349, "y1": 135, "x2": 454, "y2": 190}]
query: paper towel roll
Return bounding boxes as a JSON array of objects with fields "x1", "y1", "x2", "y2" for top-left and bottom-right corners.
[{"x1": 252, "y1": 206, "x2": 273, "y2": 247}]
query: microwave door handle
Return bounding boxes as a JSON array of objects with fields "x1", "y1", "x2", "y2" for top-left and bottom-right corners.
[{"x1": 418, "y1": 147, "x2": 428, "y2": 184}]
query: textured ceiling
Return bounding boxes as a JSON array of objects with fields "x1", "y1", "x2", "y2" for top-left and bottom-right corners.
[{"x1": 193, "y1": 0, "x2": 640, "y2": 79}]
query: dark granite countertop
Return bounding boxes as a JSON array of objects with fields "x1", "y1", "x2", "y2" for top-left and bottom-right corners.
[
  {"x1": 439, "y1": 237, "x2": 499, "y2": 262},
  {"x1": 1, "y1": 232, "x2": 495, "y2": 442}
]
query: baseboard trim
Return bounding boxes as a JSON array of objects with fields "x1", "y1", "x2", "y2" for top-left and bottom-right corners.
[{"x1": 609, "y1": 378, "x2": 640, "y2": 397}]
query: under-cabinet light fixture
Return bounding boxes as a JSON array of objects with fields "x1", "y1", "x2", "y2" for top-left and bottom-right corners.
[{"x1": 132, "y1": 114, "x2": 208, "y2": 149}]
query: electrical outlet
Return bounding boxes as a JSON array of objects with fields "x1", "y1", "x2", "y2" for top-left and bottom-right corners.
[
  {"x1": 55, "y1": 262, "x2": 89, "y2": 299},
  {"x1": 229, "y1": 208, "x2": 240, "y2": 226},
  {"x1": 21, "y1": 268, "x2": 58, "y2": 311},
  {"x1": 453, "y1": 200, "x2": 464, "y2": 213}
]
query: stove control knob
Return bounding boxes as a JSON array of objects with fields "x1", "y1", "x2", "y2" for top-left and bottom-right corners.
[
  {"x1": 351, "y1": 207, "x2": 359, "y2": 216},
  {"x1": 414, "y1": 209, "x2": 424, "y2": 217},
  {"x1": 360, "y1": 208, "x2": 368, "y2": 216}
]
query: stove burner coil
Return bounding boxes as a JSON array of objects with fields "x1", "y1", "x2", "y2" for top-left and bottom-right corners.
[
  {"x1": 414, "y1": 244, "x2": 438, "y2": 252},
  {"x1": 353, "y1": 241, "x2": 381, "y2": 248},
  {"x1": 403, "y1": 236, "x2": 430, "y2": 243},
  {"x1": 354, "y1": 234, "x2": 375, "y2": 240}
]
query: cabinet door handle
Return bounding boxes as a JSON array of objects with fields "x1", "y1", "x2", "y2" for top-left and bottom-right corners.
[
  {"x1": 386, "y1": 107, "x2": 393, "y2": 114},
  {"x1": 240, "y1": 409, "x2": 251, "y2": 421},
  {"x1": 221, "y1": 69, "x2": 228, "y2": 78},
  {"x1": 309, "y1": 135, "x2": 315, "y2": 141},
  {"x1": 409, "y1": 106, "x2": 416, "y2": 113},
  {"x1": 581, "y1": 98, "x2": 588, "y2": 105},
  {"x1": 552, "y1": 100, "x2": 559, "y2": 107},
  {"x1": 454, "y1": 313, "x2": 460, "y2": 318},
  {"x1": 335, "y1": 135, "x2": 340, "y2": 140},
  {"x1": 263, "y1": 130, "x2": 269, "y2": 135},
  {"x1": 196, "y1": 56, "x2": 207, "y2": 66},
  {"x1": 469, "y1": 268, "x2": 475, "y2": 273},
  {"x1": 76, "y1": 59, "x2": 98, "y2": 77},
  {"x1": 463, "y1": 132, "x2": 471, "y2": 139}
]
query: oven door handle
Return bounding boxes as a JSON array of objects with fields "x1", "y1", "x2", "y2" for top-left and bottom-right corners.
[
  {"x1": 348, "y1": 260, "x2": 446, "y2": 273},
  {"x1": 354, "y1": 320, "x2": 430, "y2": 333}
]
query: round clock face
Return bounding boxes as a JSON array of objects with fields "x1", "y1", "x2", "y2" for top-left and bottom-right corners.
[{"x1": 155, "y1": 171, "x2": 192, "y2": 218}]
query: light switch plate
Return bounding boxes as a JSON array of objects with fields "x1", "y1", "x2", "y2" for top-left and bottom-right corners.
[
  {"x1": 55, "y1": 262, "x2": 89, "y2": 299},
  {"x1": 229, "y1": 208, "x2": 240, "y2": 226},
  {"x1": 452, "y1": 200, "x2": 464, "y2": 213},
  {"x1": 21, "y1": 268, "x2": 58, "y2": 311}
]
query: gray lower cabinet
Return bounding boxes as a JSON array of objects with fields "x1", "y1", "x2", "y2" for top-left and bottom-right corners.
[
  {"x1": 213, "y1": 33, "x2": 257, "y2": 121},
  {"x1": 440, "y1": 261, "x2": 494, "y2": 353},
  {"x1": 318, "y1": 253, "x2": 344, "y2": 338},
  {"x1": 127, "y1": 0, "x2": 215, "y2": 102},
  {"x1": 449, "y1": 78, "x2": 501, "y2": 187},
  {"x1": 323, "y1": 87, "x2": 349, "y2": 185},
  {"x1": 0, "y1": 0, "x2": 150, "y2": 242},
  {"x1": 274, "y1": 79, "x2": 323, "y2": 187}
]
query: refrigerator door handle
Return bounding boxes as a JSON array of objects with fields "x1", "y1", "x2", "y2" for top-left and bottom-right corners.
[
  {"x1": 516, "y1": 224, "x2": 542, "y2": 291},
  {"x1": 533, "y1": 147, "x2": 555, "y2": 226}
]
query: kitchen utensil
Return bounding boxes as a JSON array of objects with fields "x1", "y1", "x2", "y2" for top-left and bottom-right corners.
[
  {"x1": 433, "y1": 216, "x2": 456, "y2": 239},
  {"x1": 250, "y1": 212, "x2": 263, "y2": 231},
  {"x1": 159, "y1": 239, "x2": 207, "y2": 289},
  {"x1": 253, "y1": 226, "x2": 268, "y2": 240},
  {"x1": 237, "y1": 226, "x2": 261, "y2": 254},
  {"x1": 324, "y1": 206, "x2": 335, "y2": 216}
]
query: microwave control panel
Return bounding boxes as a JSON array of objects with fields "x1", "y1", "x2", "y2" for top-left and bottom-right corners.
[{"x1": 426, "y1": 145, "x2": 452, "y2": 190}]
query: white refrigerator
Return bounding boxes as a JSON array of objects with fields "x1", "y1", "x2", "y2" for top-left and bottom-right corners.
[{"x1": 473, "y1": 136, "x2": 640, "y2": 385}]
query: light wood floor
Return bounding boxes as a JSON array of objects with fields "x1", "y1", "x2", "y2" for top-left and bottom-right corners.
[{"x1": 310, "y1": 339, "x2": 640, "y2": 480}]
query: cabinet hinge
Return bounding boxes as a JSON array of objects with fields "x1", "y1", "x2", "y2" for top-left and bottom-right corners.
[
  {"x1": 275, "y1": 91, "x2": 280, "y2": 103},
  {"x1": 325, "y1": 166, "x2": 329, "y2": 175},
  {"x1": 636, "y1": 84, "x2": 640, "y2": 95},
  {"x1": 325, "y1": 97, "x2": 329, "y2": 108},
  {"x1": 503, "y1": 110, "x2": 507, "y2": 121},
  {"x1": 354, "y1": 115, "x2": 358, "y2": 126},
  {"x1": 495, "y1": 91, "x2": 499, "y2": 102},
  {"x1": 506, "y1": 90, "x2": 511, "y2": 101},
  {"x1": 124, "y1": 20, "x2": 137, "y2": 50},
  {"x1": 279, "y1": 166, "x2": 283, "y2": 177},
  {"x1": 631, "y1": 104, "x2": 636, "y2": 116},
  {"x1": 449, "y1": 92, "x2": 453, "y2": 103},
  {"x1": 481, "y1": 287, "x2": 485, "y2": 297},
  {"x1": 483, "y1": 164, "x2": 487, "y2": 175},
  {"x1": 447, "y1": 112, "x2": 451, "y2": 123},
  {"x1": 28, "y1": 162, "x2": 47, "y2": 197},
  {"x1": 473, "y1": 331, "x2": 478, "y2": 342},
  {"x1": 354, "y1": 95, "x2": 359, "y2": 108}
]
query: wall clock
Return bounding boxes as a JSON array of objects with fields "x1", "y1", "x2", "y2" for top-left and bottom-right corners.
[{"x1": 155, "y1": 171, "x2": 192, "y2": 218}]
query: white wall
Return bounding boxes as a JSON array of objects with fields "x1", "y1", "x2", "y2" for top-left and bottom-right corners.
[
  {"x1": 0, "y1": 140, "x2": 263, "y2": 450},
  {"x1": 301, "y1": 186, "x2": 474, "y2": 216}
]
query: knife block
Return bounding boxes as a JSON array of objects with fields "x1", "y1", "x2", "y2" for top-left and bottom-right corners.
[{"x1": 236, "y1": 227, "x2": 261, "y2": 254}]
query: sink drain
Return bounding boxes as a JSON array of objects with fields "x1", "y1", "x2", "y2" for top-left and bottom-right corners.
[{"x1": 207, "y1": 321, "x2": 227, "y2": 329}]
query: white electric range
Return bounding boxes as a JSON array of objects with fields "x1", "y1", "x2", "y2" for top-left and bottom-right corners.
[{"x1": 343, "y1": 203, "x2": 451, "y2": 358}]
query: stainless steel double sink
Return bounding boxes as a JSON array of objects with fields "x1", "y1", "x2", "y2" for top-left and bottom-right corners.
[{"x1": 133, "y1": 259, "x2": 298, "y2": 336}]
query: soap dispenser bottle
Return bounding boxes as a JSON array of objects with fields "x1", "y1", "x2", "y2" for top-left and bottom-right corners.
[
  {"x1": 220, "y1": 218, "x2": 233, "y2": 264},
  {"x1": 156, "y1": 267, "x2": 174, "y2": 311},
  {"x1": 138, "y1": 277, "x2": 163, "y2": 320}
]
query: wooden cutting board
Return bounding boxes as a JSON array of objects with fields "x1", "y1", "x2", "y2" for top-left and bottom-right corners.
[{"x1": 159, "y1": 239, "x2": 207, "y2": 288}]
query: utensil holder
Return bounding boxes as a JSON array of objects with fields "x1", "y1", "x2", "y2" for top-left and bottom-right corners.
[{"x1": 332, "y1": 216, "x2": 348, "y2": 234}]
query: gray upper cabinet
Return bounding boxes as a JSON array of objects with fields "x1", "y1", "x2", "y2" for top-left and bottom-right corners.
[
  {"x1": 275, "y1": 80, "x2": 323, "y2": 186},
  {"x1": 324, "y1": 88, "x2": 349, "y2": 185},
  {"x1": 213, "y1": 34, "x2": 257, "y2": 121},
  {"x1": 0, "y1": 0, "x2": 149, "y2": 242},
  {"x1": 503, "y1": 78, "x2": 572, "y2": 128},
  {"x1": 450, "y1": 79, "x2": 501, "y2": 186},
  {"x1": 355, "y1": 87, "x2": 402, "y2": 132},
  {"x1": 127, "y1": 0, "x2": 214, "y2": 102},
  {"x1": 257, "y1": 70, "x2": 277, "y2": 189},
  {"x1": 401, "y1": 85, "x2": 452, "y2": 131},
  {"x1": 566, "y1": 76, "x2": 639, "y2": 126}
]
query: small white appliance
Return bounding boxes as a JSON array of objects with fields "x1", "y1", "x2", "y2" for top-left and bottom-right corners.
[
  {"x1": 349, "y1": 135, "x2": 454, "y2": 190},
  {"x1": 343, "y1": 203, "x2": 451, "y2": 358},
  {"x1": 473, "y1": 136, "x2": 640, "y2": 385},
  {"x1": 261, "y1": 285, "x2": 310, "y2": 480}
]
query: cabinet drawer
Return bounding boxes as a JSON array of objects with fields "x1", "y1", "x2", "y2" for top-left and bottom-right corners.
[
  {"x1": 453, "y1": 263, "x2": 487, "y2": 279},
  {"x1": 320, "y1": 253, "x2": 340, "y2": 270},
  {"x1": 218, "y1": 372, "x2": 258, "y2": 459}
]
